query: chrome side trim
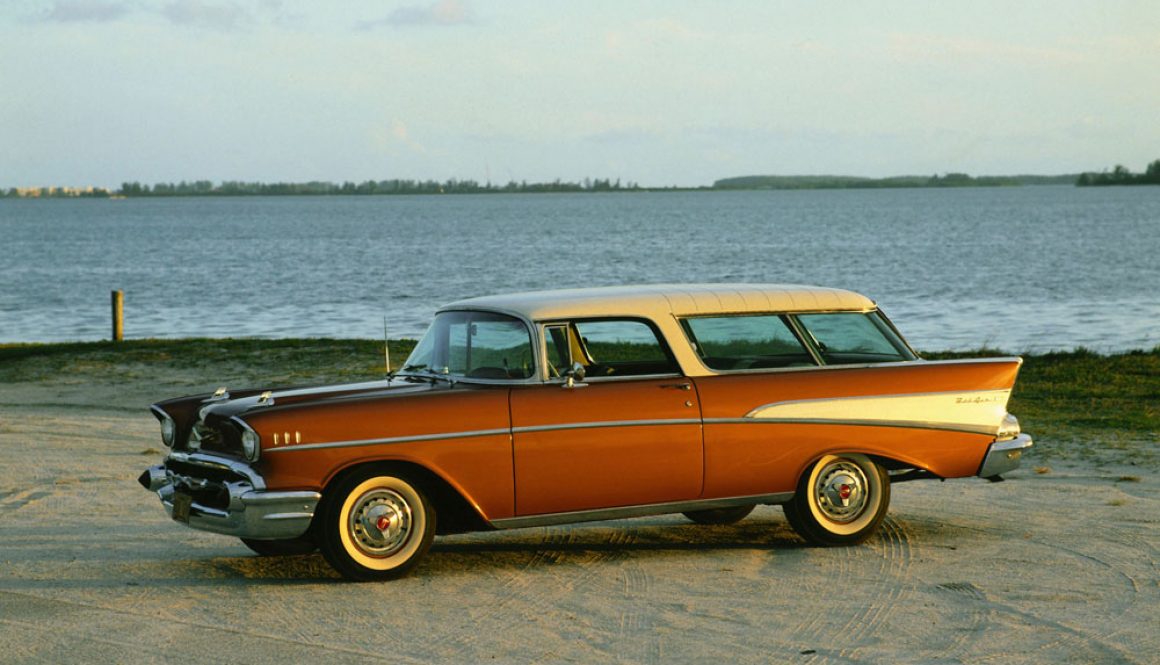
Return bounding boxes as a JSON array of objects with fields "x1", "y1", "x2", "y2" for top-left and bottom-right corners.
[
  {"x1": 265, "y1": 419, "x2": 706, "y2": 454},
  {"x1": 581, "y1": 373, "x2": 684, "y2": 383},
  {"x1": 514, "y1": 419, "x2": 703, "y2": 435},
  {"x1": 264, "y1": 427, "x2": 512, "y2": 453},
  {"x1": 490, "y1": 492, "x2": 793, "y2": 530}
]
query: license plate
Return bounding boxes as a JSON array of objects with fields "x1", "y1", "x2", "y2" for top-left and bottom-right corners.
[{"x1": 172, "y1": 491, "x2": 193, "y2": 523}]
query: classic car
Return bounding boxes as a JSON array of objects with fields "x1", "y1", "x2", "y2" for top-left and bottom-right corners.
[{"x1": 140, "y1": 284, "x2": 1032, "y2": 581}]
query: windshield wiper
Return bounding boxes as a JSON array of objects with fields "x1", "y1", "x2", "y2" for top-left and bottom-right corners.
[{"x1": 398, "y1": 365, "x2": 456, "y2": 385}]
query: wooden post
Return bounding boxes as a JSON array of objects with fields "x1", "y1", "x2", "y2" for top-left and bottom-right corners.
[{"x1": 111, "y1": 290, "x2": 124, "y2": 341}]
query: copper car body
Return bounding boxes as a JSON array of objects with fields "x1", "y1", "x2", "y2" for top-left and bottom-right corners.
[{"x1": 140, "y1": 284, "x2": 1032, "y2": 580}]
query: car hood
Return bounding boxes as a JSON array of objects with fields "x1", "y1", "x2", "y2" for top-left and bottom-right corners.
[{"x1": 199, "y1": 378, "x2": 448, "y2": 420}]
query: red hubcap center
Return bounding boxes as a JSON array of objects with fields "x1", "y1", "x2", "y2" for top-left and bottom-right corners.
[
  {"x1": 838, "y1": 484, "x2": 852, "y2": 500},
  {"x1": 376, "y1": 515, "x2": 391, "y2": 531}
]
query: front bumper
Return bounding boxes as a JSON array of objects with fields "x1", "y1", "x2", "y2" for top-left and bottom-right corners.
[
  {"x1": 977, "y1": 433, "x2": 1034, "y2": 479},
  {"x1": 140, "y1": 452, "x2": 320, "y2": 540}
]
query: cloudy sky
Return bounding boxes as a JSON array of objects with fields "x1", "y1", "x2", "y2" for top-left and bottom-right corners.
[{"x1": 3, "y1": 0, "x2": 1158, "y2": 188}]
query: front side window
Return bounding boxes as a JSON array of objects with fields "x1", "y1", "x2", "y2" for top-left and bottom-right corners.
[
  {"x1": 554, "y1": 319, "x2": 679, "y2": 378},
  {"x1": 795, "y1": 312, "x2": 914, "y2": 364},
  {"x1": 682, "y1": 315, "x2": 814, "y2": 370},
  {"x1": 403, "y1": 311, "x2": 534, "y2": 380}
]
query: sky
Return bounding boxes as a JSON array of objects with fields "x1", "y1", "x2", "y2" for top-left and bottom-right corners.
[{"x1": 2, "y1": 0, "x2": 1159, "y2": 188}]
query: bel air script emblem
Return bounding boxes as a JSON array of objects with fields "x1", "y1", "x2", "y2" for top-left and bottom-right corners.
[{"x1": 956, "y1": 395, "x2": 1001, "y2": 405}]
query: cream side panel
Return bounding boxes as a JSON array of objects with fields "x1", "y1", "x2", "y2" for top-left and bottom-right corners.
[{"x1": 746, "y1": 389, "x2": 1012, "y2": 435}]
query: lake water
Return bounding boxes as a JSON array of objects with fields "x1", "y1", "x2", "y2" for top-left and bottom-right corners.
[{"x1": 1, "y1": 187, "x2": 1157, "y2": 352}]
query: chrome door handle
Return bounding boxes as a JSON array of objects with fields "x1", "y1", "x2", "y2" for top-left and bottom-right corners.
[{"x1": 660, "y1": 383, "x2": 691, "y2": 391}]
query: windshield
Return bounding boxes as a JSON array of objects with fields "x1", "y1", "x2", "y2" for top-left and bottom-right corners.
[{"x1": 402, "y1": 310, "x2": 535, "y2": 380}]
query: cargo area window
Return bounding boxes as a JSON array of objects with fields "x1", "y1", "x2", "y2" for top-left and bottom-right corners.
[
  {"x1": 681, "y1": 315, "x2": 815, "y2": 370},
  {"x1": 794, "y1": 312, "x2": 915, "y2": 364}
]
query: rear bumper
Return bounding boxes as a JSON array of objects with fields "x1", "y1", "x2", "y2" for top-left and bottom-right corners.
[
  {"x1": 977, "y1": 433, "x2": 1034, "y2": 478},
  {"x1": 140, "y1": 454, "x2": 320, "y2": 540}
]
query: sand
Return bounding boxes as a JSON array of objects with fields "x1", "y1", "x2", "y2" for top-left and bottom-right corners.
[{"x1": 1, "y1": 373, "x2": 1157, "y2": 664}]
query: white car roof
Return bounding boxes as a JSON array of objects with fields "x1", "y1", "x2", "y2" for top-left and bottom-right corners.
[{"x1": 440, "y1": 284, "x2": 876, "y2": 321}]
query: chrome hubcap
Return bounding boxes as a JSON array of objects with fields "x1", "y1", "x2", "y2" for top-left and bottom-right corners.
[
  {"x1": 814, "y1": 460, "x2": 869, "y2": 523},
  {"x1": 349, "y1": 489, "x2": 413, "y2": 557}
]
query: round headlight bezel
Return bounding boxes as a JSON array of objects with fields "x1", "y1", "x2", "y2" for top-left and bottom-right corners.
[
  {"x1": 159, "y1": 415, "x2": 176, "y2": 447},
  {"x1": 240, "y1": 427, "x2": 260, "y2": 462}
]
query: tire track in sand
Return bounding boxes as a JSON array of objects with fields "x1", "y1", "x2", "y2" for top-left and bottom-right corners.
[
  {"x1": 785, "y1": 513, "x2": 915, "y2": 663},
  {"x1": 908, "y1": 512, "x2": 1154, "y2": 664},
  {"x1": 0, "y1": 487, "x2": 53, "y2": 513},
  {"x1": 421, "y1": 524, "x2": 641, "y2": 661},
  {"x1": 835, "y1": 515, "x2": 916, "y2": 660},
  {"x1": 614, "y1": 556, "x2": 661, "y2": 664}
]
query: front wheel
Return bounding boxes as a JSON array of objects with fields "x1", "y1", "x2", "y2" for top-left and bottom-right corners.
[
  {"x1": 318, "y1": 468, "x2": 436, "y2": 581},
  {"x1": 783, "y1": 453, "x2": 890, "y2": 546}
]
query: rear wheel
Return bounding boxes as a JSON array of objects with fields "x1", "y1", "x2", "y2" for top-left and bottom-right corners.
[
  {"x1": 682, "y1": 504, "x2": 755, "y2": 525},
  {"x1": 240, "y1": 536, "x2": 316, "y2": 556},
  {"x1": 783, "y1": 453, "x2": 890, "y2": 546},
  {"x1": 318, "y1": 467, "x2": 436, "y2": 581}
]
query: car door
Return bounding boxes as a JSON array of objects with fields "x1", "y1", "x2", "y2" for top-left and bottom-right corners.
[{"x1": 509, "y1": 319, "x2": 704, "y2": 516}]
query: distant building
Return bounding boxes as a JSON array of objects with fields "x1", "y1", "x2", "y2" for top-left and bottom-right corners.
[{"x1": 5, "y1": 186, "x2": 111, "y2": 198}]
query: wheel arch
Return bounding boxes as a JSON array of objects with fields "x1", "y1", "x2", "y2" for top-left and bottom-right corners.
[
  {"x1": 318, "y1": 459, "x2": 492, "y2": 536},
  {"x1": 865, "y1": 453, "x2": 942, "y2": 478},
  {"x1": 793, "y1": 447, "x2": 939, "y2": 487}
]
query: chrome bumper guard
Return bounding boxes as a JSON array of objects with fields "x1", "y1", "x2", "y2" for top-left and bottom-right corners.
[
  {"x1": 140, "y1": 453, "x2": 320, "y2": 540},
  {"x1": 977, "y1": 433, "x2": 1034, "y2": 479}
]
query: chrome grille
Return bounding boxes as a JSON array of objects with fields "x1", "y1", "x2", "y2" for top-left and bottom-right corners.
[{"x1": 189, "y1": 421, "x2": 222, "y2": 450}]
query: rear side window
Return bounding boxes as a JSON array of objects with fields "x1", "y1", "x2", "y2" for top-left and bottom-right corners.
[
  {"x1": 795, "y1": 312, "x2": 914, "y2": 364},
  {"x1": 682, "y1": 315, "x2": 815, "y2": 370}
]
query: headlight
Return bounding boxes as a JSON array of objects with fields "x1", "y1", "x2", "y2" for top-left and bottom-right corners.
[
  {"x1": 159, "y1": 415, "x2": 175, "y2": 447},
  {"x1": 997, "y1": 413, "x2": 1021, "y2": 440},
  {"x1": 241, "y1": 427, "x2": 260, "y2": 462}
]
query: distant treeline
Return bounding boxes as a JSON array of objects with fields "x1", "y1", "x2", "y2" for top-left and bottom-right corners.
[
  {"x1": 713, "y1": 173, "x2": 1078, "y2": 190},
  {"x1": 1076, "y1": 160, "x2": 1160, "y2": 186},
  {"x1": 9, "y1": 163, "x2": 1159, "y2": 199},
  {"x1": 115, "y1": 178, "x2": 646, "y2": 197},
  {"x1": 0, "y1": 177, "x2": 649, "y2": 199}
]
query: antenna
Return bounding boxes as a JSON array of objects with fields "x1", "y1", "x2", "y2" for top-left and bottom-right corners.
[{"x1": 383, "y1": 316, "x2": 391, "y2": 373}]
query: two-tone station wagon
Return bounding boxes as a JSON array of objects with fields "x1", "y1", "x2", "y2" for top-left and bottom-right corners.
[{"x1": 140, "y1": 284, "x2": 1032, "y2": 580}]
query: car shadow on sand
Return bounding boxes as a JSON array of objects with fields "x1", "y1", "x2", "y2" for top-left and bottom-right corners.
[{"x1": 169, "y1": 514, "x2": 835, "y2": 583}]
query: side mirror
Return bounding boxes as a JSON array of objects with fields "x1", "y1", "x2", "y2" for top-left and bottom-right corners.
[{"x1": 563, "y1": 362, "x2": 588, "y2": 389}]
